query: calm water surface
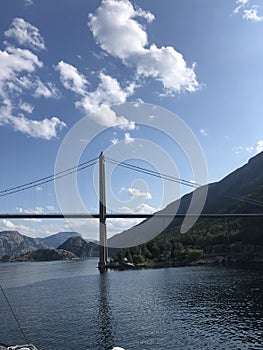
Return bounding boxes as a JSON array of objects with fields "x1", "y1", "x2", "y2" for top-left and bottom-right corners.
[{"x1": 0, "y1": 259, "x2": 262, "y2": 350}]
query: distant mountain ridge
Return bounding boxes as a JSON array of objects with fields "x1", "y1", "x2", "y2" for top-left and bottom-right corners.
[
  {"x1": 40, "y1": 231, "x2": 81, "y2": 248},
  {"x1": 0, "y1": 231, "x2": 46, "y2": 257},
  {"x1": 0, "y1": 231, "x2": 88, "y2": 258}
]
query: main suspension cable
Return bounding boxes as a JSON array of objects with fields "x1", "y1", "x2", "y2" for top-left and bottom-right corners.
[
  {"x1": 0, "y1": 157, "x2": 98, "y2": 195},
  {"x1": 0, "y1": 159, "x2": 98, "y2": 197}
]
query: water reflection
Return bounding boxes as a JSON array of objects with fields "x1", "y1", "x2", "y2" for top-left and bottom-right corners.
[{"x1": 96, "y1": 273, "x2": 114, "y2": 350}]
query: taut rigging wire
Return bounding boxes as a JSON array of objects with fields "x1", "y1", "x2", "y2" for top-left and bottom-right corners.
[
  {"x1": 105, "y1": 157, "x2": 263, "y2": 208},
  {"x1": 0, "y1": 283, "x2": 30, "y2": 344}
]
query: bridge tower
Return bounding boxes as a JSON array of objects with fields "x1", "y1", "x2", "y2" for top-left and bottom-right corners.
[{"x1": 98, "y1": 152, "x2": 108, "y2": 272}]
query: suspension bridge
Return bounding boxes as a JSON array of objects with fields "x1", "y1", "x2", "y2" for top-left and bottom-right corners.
[{"x1": 1, "y1": 152, "x2": 263, "y2": 272}]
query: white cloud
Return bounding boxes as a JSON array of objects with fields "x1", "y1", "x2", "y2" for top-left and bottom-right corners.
[
  {"x1": 19, "y1": 101, "x2": 34, "y2": 114},
  {"x1": 0, "y1": 22, "x2": 64, "y2": 139},
  {"x1": 243, "y1": 7, "x2": 263, "y2": 22},
  {"x1": 232, "y1": 145, "x2": 254, "y2": 154},
  {"x1": 88, "y1": 0, "x2": 199, "y2": 94},
  {"x1": 25, "y1": 0, "x2": 34, "y2": 6},
  {"x1": 124, "y1": 132, "x2": 134, "y2": 144},
  {"x1": 233, "y1": 1, "x2": 263, "y2": 22},
  {"x1": 3, "y1": 219, "x2": 15, "y2": 229},
  {"x1": 135, "y1": 45, "x2": 199, "y2": 93},
  {"x1": 107, "y1": 217, "x2": 142, "y2": 234},
  {"x1": 81, "y1": 104, "x2": 135, "y2": 129},
  {"x1": 256, "y1": 140, "x2": 263, "y2": 153},
  {"x1": 135, "y1": 6, "x2": 155, "y2": 22},
  {"x1": 118, "y1": 203, "x2": 156, "y2": 214},
  {"x1": 25, "y1": 207, "x2": 44, "y2": 214},
  {"x1": 88, "y1": 0, "x2": 148, "y2": 60},
  {"x1": 111, "y1": 138, "x2": 119, "y2": 145},
  {"x1": 0, "y1": 46, "x2": 42, "y2": 88},
  {"x1": 46, "y1": 205, "x2": 56, "y2": 212},
  {"x1": 234, "y1": 0, "x2": 249, "y2": 14},
  {"x1": 4, "y1": 18, "x2": 45, "y2": 51},
  {"x1": 17, "y1": 205, "x2": 56, "y2": 213},
  {"x1": 128, "y1": 187, "x2": 152, "y2": 200},
  {"x1": 33, "y1": 78, "x2": 60, "y2": 99},
  {"x1": 245, "y1": 146, "x2": 254, "y2": 153},
  {"x1": 56, "y1": 60, "x2": 89, "y2": 95},
  {"x1": 77, "y1": 72, "x2": 135, "y2": 112},
  {"x1": 200, "y1": 128, "x2": 208, "y2": 136},
  {"x1": 57, "y1": 61, "x2": 135, "y2": 129},
  {"x1": 119, "y1": 186, "x2": 152, "y2": 200},
  {"x1": 8, "y1": 115, "x2": 66, "y2": 140},
  {"x1": 107, "y1": 203, "x2": 157, "y2": 235},
  {"x1": 0, "y1": 96, "x2": 65, "y2": 140}
]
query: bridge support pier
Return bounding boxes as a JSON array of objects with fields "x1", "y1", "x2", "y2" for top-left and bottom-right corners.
[{"x1": 98, "y1": 152, "x2": 108, "y2": 273}]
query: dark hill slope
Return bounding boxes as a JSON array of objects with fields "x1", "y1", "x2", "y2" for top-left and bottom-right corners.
[
  {"x1": 40, "y1": 231, "x2": 81, "y2": 248},
  {"x1": 58, "y1": 236, "x2": 99, "y2": 258},
  {"x1": 109, "y1": 152, "x2": 263, "y2": 249}
]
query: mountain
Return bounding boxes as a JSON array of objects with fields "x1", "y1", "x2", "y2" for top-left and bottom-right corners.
[
  {"x1": 40, "y1": 231, "x2": 81, "y2": 248},
  {"x1": 58, "y1": 236, "x2": 99, "y2": 258},
  {"x1": 0, "y1": 231, "x2": 47, "y2": 258},
  {"x1": 11, "y1": 248, "x2": 79, "y2": 262},
  {"x1": 110, "y1": 152, "x2": 263, "y2": 261}
]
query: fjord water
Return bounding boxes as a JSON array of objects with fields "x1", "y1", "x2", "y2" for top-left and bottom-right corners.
[{"x1": 0, "y1": 259, "x2": 262, "y2": 350}]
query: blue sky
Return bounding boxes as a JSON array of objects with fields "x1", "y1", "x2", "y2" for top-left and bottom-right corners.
[{"x1": 0, "y1": 0, "x2": 262, "y2": 239}]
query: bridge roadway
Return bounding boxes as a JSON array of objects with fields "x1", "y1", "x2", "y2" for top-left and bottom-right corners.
[{"x1": 0, "y1": 213, "x2": 263, "y2": 219}]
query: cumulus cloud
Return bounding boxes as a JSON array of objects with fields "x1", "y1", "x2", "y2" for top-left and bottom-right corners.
[
  {"x1": 0, "y1": 20, "x2": 65, "y2": 139},
  {"x1": 0, "y1": 94, "x2": 65, "y2": 140},
  {"x1": 127, "y1": 187, "x2": 152, "y2": 200},
  {"x1": 19, "y1": 101, "x2": 34, "y2": 114},
  {"x1": 107, "y1": 203, "x2": 157, "y2": 235},
  {"x1": 8, "y1": 115, "x2": 66, "y2": 140},
  {"x1": 56, "y1": 60, "x2": 89, "y2": 95},
  {"x1": 234, "y1": 1, "x2": 263, "y2": 22},
  {"x1": 243, "y1": 7, "x2": 263, "y2": 22},
  {"x1": 124, "y1": 132, "x2": 134, "y2": 144},
  {"x1": 4, "y1": 18, "x2": 45, "y2": 51},
  {"x1": 56, "y1": 61, "x2": 135, "y2": 129},
  {"x1": 77, "y1": 72, "x2": 135, "y2": 112},
  {"x1": 3, "y1": 219, "x2": 15, "y2": 229},
  {"x1": 0, "y1": 46, "x2": 42, "y2": 88},
  {"x1": 88, "y1": 0, "x2": 199, "y2": 94},
  {"x1": 33, "y1": 78, "x2": 60, "y2": 99},
  {"x1": 256, "y1": 140, "x2": 263, "y2": 153},
  {"x1": 118, "y1": 202, "x2": 156, "y2": 214},
  {"x1": 234, "y1": 0, "x2": 249, "y2": 14}
]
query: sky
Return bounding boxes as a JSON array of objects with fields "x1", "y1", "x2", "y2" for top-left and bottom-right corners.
[{"x1": 0, "y1": 0, "x2": 262, "y2": 240}]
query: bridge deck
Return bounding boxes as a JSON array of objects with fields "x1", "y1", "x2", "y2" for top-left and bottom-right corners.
[{"x1": 0, "y1": 213, "x2": 262, "y2": 219}]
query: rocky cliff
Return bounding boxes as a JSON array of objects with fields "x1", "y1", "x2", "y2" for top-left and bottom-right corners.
[
  {"x1": 58, "y1": 236, "x2": 99, "y2": 258},
  {"x1": 0, "y1": 231, "x2": 46, "y2": 258}
]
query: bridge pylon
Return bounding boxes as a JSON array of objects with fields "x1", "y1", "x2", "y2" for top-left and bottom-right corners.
[{"x1": 98, "y1": 152, "x2": 108, "y2": 272}]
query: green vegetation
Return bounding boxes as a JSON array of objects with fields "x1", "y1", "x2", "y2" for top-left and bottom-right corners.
[{"x1": 112, "y1": 216, "x2": 263, "y2": 266}]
